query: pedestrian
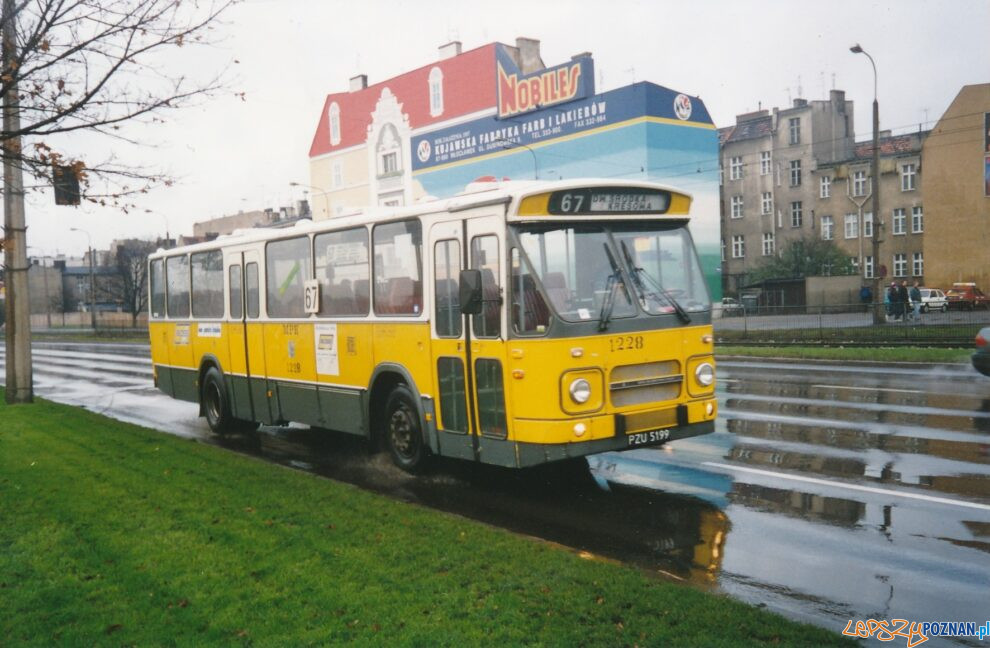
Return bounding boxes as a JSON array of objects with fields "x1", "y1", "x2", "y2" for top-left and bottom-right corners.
[
  {"x1": 860, "y1": 285, "x2": 872, "y2": 313},
  {"x1": 887, "y1": 281, "x2": 899, "y2": 321},
  {"x1": 898, "y1": 280, "x2": 910, "y2": 321},
  {"x1": 910, "y1": 280, "x2": 922, "y2": 321}
]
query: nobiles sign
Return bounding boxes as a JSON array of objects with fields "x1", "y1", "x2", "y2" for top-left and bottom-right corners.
[{"x1": 496, "y1": 45, "x2": 594, "y2": 120}]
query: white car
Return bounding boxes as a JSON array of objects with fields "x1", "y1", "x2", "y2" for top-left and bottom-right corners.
[
  {"x1": 721, "y1": 297, "x2": 744, "y2": 317},
  {"x1": 919, "y1": 288, "x2": 947, "y2": 313}
]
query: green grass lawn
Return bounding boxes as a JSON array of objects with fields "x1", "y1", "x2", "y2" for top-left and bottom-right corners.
[
  {"x1": 716, "y1": 344, "x2": 973, "y2": 364},
  {"x1": 0, "y1": 391, "x2": 851, "y2": 646}
]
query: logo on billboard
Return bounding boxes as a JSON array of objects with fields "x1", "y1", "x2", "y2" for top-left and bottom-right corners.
[
  {"x1": 417, "y1": 139, "x2": 432, "y2": 163},
  {"x1": 674, "y1": 94, "x2": 693, "y2": 121},
  {"x1": 496, "y1": 47, "x2": 593, "y2": 120}
]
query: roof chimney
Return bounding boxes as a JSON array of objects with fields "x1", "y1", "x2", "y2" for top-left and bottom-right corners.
[
  {"x1": 349, "y1": 74, "x2": 367, "y2": 92},
  {"x1": 438, "y1": 41, "x2": 462, "y2": 59},
  {"x1": 514, "y1": 37, "x2": 543, "y2": 74}
]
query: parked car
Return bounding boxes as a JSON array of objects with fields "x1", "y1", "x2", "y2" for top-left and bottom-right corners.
[
  {"x1": 945, "y1": 283, "x2": 990, "y2": 310},
  {"x1": 919, "y1": 288, "x2": 948, "y2": 313},
  {"x1": 973, "y1": 327, "x2": 990, "y2": 377},
  {"x1": 721, "y1": 297, "x2": 744, "y2": 317}
]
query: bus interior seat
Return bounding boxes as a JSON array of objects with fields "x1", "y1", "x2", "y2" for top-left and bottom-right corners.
[
  {"x1": 353, "y1": 279, "x2": 370, "y2": 313},
  {"x1": 543, "y1": 272, "x2": 569, "y2": 309}
]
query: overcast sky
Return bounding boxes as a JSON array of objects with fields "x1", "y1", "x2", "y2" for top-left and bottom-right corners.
[{"x1": 25, "y1": 0, "x2": 990, "y2": 257}]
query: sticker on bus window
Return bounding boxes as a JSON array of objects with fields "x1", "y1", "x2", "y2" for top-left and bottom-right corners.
[
  {"x1": 314, "y1": 323, "x2": 339, "y2": 375},
  {"x1": 577, "y1": 308, "x2": 591, "y2": 320}
]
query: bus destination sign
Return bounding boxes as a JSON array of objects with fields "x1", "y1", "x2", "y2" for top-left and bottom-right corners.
[{"x1": 547, "y1": 187, "x2": 670, "y2": 215}]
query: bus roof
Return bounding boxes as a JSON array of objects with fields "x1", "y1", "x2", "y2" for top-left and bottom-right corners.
[{"x1": 150, "y1": 178, "x2": 693, "y2": 258}]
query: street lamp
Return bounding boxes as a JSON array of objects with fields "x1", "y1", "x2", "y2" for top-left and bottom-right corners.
[
  {"x1": 850, "y1": 43, "x2": 883, "y2": 325},
  {"x1": 494, "y1": 138, "x2": 538, "y2": 180},
  {"x1": 69, "y1": 227, "x2": 96, "y2": 329},
  {"x1": 289, "y1": 181, "x2": 330, "y2": 218}
]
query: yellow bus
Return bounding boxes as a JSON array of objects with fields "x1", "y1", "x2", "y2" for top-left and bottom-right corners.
[{"x1": 148, "y1": 179, "x2": 717, "y2": 471}]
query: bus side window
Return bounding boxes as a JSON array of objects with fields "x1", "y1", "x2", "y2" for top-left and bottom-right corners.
[
  {"x1": 150, "y1": 259, "x2": 165, "y2": 319},
  {"x1": 245, "y1": 262, "x2": 260, "y2": 319},
  {"x1": 373, "y1": 219, "x2": 422, "y2": 316},
  {"x1": 315, "y1": 227, "x2": 369, "y2": 317},
  {"x1": 434, "y1": 239, "x2": 460, "y2": 337},
  {"x1": 229, "y1": 264, "x2": 243, "y2": 320},
  {"x1": 166, "y1": 254, "x2": 190, "y2": 319},
  {"x1": 191, "y1": 250, "x2": 224, "y2": 319},
  {"x1": 266, "y1": 236, "x2": 310, "y2": 319}
]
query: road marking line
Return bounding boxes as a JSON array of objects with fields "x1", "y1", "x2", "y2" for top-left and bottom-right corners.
[
  {"x1": 811, "y1": 384, "x2": 924, "y2": 395},
  {"x1": 701, "y1": 461, "x2": 990, "y2": 511}
]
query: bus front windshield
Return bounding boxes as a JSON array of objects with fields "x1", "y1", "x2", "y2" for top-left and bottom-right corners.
[{"x1": 512, "y1": 222, "x2": 710, "y2": 330}]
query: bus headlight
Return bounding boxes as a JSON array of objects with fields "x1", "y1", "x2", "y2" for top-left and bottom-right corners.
[
  {"x1": 694, "y1": 362, "x2": 715, "y2": 387},
  {"x1": 569, "y1": 378, "x2": 592, "y2": 404}
]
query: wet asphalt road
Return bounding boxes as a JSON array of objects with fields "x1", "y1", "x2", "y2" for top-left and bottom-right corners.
[{"x1": 3, "y1": 342, "x2": 990, "y2": 645}]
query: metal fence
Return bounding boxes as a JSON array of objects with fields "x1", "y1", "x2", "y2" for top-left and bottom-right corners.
[{"x1": 714, "y1": 302, "x2": 989, "y2": 346}]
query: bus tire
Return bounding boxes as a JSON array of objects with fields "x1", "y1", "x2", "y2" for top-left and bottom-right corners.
[
  {"x1": 202, "y1": 366, "x2": 236, "y2": 436},
  {"x1": 383, "y1": 385, "x2": 429, "y2": 473}
]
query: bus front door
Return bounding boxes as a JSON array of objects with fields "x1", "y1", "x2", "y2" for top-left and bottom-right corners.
[{"x1": 429, "y1": 217, "x2": 508, "y2": 464}]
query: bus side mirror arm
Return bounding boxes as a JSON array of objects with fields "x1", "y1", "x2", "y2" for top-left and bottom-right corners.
[{"x1": 459, "y1": 269, "x2": 483, "y2": 315}]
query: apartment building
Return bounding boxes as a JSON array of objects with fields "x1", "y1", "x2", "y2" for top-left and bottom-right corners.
[{"x1": 719, "y1": 90, "x2": 930, "y2": 295}]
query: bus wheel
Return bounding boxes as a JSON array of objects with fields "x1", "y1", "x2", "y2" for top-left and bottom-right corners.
[
  {"x1": 384, "y1": 385, "x2": 429, "y2": 473},
  {"x1": 202, "y1": 367, "x2": 235, "y2": 435}
]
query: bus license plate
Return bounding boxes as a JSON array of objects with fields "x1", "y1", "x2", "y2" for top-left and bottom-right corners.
[{"x1": 627, "y1": 429, "x2": 671, "y2": 446}]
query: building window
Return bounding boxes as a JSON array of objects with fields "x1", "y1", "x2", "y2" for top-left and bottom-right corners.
[
  {"x1": 844, "y1": 213, "x2": 858, "y2": 239},
  {"x1": 893, "y1": 253, "x2": 907, "y2": 278},
  {"x1": 821, "y1": 215, "x2": 834, "y2": 240},
  {"x1": 332, "y1": 161, "x2": 344, "y2": 188},
  {"x1": 721, "y1": 239, "x2": 726, "y2": 262},
  {"x1": 382, "y1": 152, "x2": 398, "y2": 175},
  {"x1": 788, "y1": 117, "x2": 801, "y2": 145},
  {"x1": 761, "y1": 191, "x2": 773, "y2": 215},
  {"x1": 762, "y1": 232, "x2": 775, "y2": 256},
  {"x1": 760, "y1": 151, "x2": 771, "y2": 175},
  {"x1": 789, "y1": 160, "x2": 801, "y2": 186},
  {"x1": 901, "y1": 163, "x2": 916, "y2": 191},
  {"x1": 429, "y1": 67, "x2": 444, "y2": 117},
  {"x1": 718, "y1": 163, "x2": 723, "y2": 186},
  {"x1": 912, "y1": 252, "x2": 923, "y2": 277},
  {"x1": 864, "y1": 255, "x2": 874, "y2": 279},
  {"x1": 863, "y1": 213, "x2": 873, "y2": 238},
  {"x1": 329, "y1": 102, "x2": 341, "y2": 146},
  {"x1": 892, "y1": 208, "x2": 906, "y2": 235},
  {"x1": 853, "y1": 170, "x2": 868, "y2": 197},
  {"x1": 850, "y1": 256, "x2": 860, "y2": 273},
  {"x1": 820, "y1": 175, "x2": 831, "y2": 198},
  {"x1": 731, "y1": 195, "x2": 743, "y2": 219},
  {"x1": 732, "y1": 235, "x2": 745, "y2": 258},
  {"x1": 790, "y1": 201, "x2": 802, "y2": 228},
  {"x1": 376, "y1": 123, "x2": 402, "y2": 178},
  {"x1": 729, "y1": 156, "x2": 743, "y2": 180},
  {"x1": 912, "y1": 205, "x2": 923, "y2": 233}
]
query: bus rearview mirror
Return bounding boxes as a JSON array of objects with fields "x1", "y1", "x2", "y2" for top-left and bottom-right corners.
[{"x1": 459, "y1": 269, "x2": 483, "y2": 315}]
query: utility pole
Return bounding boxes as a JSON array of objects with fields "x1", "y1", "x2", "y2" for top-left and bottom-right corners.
[{"x1": 3, "y1": 0, "x2": 33, "y2": 404}]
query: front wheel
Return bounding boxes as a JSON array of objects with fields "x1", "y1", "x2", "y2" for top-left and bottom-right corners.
[{"x1": 383, "y1": 385, "x2": 429, "y2": 473}]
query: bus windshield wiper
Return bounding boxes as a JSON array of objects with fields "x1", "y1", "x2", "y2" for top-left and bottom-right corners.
[
  {"x1": 619, "y1": 240, "x2": 691, "y2": 324},
  {"x1": 598, "y1": 243, "x2": 623, "y2": 332}
]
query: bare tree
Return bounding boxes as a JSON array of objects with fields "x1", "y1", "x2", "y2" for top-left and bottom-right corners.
[
  {"x1": 113, "y1": 238, "x2": 157, "y2": 326},
  {"x1": 1, "y1": 0, "x2": 236, "y2": 201},
  {"x1": 3, "y1": 0, "x2": 236, "y2": 403}
]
